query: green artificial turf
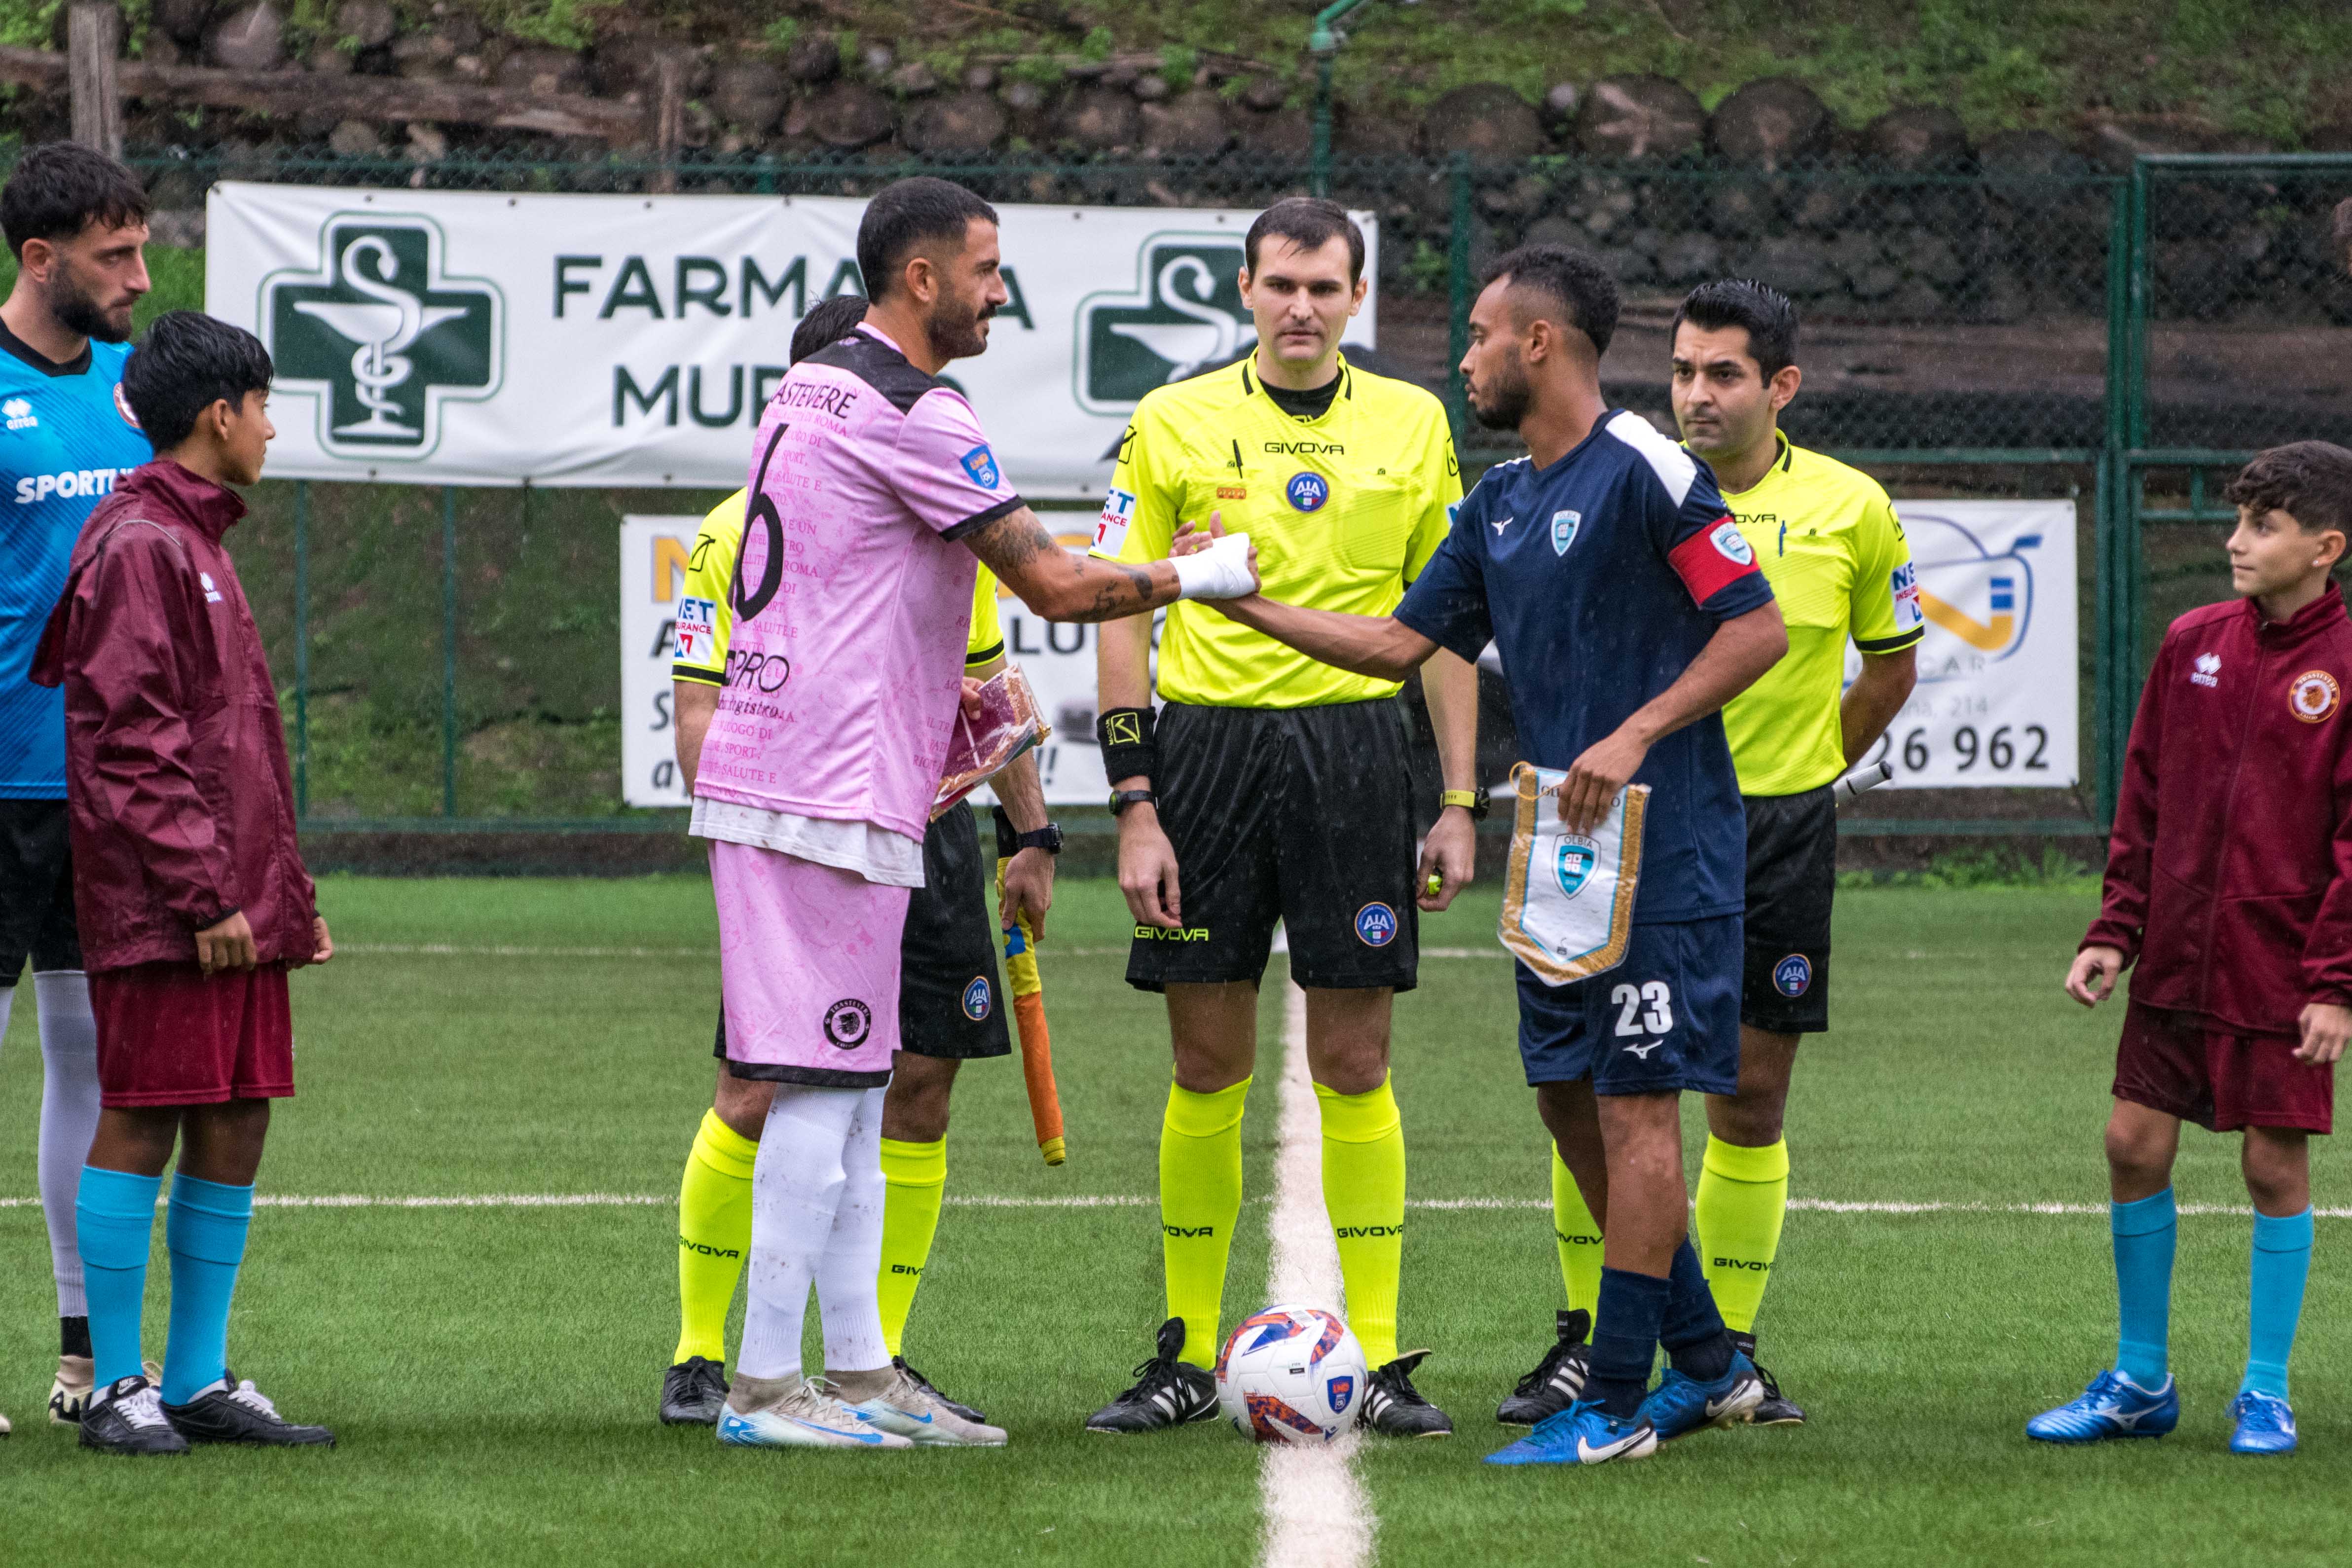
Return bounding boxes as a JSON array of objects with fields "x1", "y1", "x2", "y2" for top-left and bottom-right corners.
[{"x1": 0, "y1": 877, "x2": 2341, "y2": 1564}]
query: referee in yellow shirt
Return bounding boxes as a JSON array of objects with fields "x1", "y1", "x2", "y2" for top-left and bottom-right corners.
[
  {"x1": 1518, "y1": 280, "x2": 1920, "y2": 1428},
  {"x1": 1083, "y1": 198, "x2": 1480, "y2": 1437},
  {"x1": 655, "y1": 296, "x2": 1059, "y2": 1434}
]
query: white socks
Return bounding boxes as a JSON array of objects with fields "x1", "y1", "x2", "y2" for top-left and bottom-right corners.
[
  {"x1": 33, "y1": 971, "x2": 100, "y2": 1317},
  {"x1": 735, "y1": 1084, "x2": 889, "y2": 1384}
]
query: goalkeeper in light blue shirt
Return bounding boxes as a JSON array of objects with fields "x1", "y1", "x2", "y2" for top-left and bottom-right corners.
[{"x1": 0, "y1": 142, "x2": 153, "y2": 1434}]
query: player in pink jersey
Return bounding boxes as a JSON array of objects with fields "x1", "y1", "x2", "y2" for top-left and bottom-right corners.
[{"x1": 698, "y1": 177, "x2": 1258, "y2": 1451}]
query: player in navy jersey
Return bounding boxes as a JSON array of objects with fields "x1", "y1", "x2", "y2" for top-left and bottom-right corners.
[
  {"x1": 1196, "y1": 244, "x2": 1787, "y2": 1465},
  {"x1": 0, "y1": 143, "x2": 153, "y2": 1434}
]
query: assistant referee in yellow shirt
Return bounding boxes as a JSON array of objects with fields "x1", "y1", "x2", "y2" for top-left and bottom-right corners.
[{"x1": 1083, "y1": 198, "x2": 1478, "y2": 1438}]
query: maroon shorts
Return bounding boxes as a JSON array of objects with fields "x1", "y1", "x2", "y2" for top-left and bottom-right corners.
[
  {"x1": 2113, "y1": 1000, "x2": 2334, "y2": 1134},
  {"x1": 88, "y1": 961, "x2": 295, "y2": 1109}
]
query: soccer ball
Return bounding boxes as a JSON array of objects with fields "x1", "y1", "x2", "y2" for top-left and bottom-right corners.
[{"x1": 1213, "y1": 1302, "x2": 1367, "y2": 1444}]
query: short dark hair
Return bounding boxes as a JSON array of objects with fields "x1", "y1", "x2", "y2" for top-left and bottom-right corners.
[
  {"x1": 1671, "y1": 279, "x2": 1800, "y2": 378},
  {"x1": 1244, "y1": 197, "x2": 1365, "y2": 284},
  {"x1": 2226, "y1": 441, "x2": 2352, "y2": 536},
  {"x1": 791, "y1": 293, "x2": 869, "y2": 363},
  {"x1": 1482, "y1": 244, "x2": 1619, "y2": 357},
  {"x1": 1, "y1": 143, "x2": 149, "y2": 260},
  {"x1": 856, "y1": 177, "x2": 999, "y2": 303},
  {"x1": 121, "y1": 311, "x2": 273, "y2": 451}
]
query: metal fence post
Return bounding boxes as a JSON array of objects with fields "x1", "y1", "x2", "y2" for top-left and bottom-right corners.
[
  {"x1": 2094, "y1": 176, "x2": 2132, "y2": 827},
  {"x1": 293, "y1": 479, "x2": 310, "y2": 819},
  {"x1": 441, "y1": 486, "x2": 458, "y2": 817},
  {"x1": 1444, "y1": 151, "x2": 1471, "y2": 440}
]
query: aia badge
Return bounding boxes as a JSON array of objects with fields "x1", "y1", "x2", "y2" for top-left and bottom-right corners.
[
  {"x1": 1325, "y1": 1374, "x2": 1356, "y2": 1415},
  {"x1": 822, "y1": 998, "x2": 873, "y2": 1050},
  {"x1": 961, "y1": 976, "x2": 992, "y2": 1021},
  {"x1": 1556, "y1": 837, "x2": 1598, "y2": 899},
  {"x1": 1286, "y1": 471, "x2": 1330, "y2": 512},
  {"x1": 1355, "y1": 902, "x2": 1398, "y2": 947},
  {"x1": 1551, "y1": 509, "x2": 1581, "y2": 555},
  {"x1": 959, "y1": 443, "x2": 1002, "y2": 490},
  {"x1": 2291, "y1": 670, "x2": 2341, "y2": 724},
  {"x1": 1773, "y1": 953, "x2": 1813, "y2": 997}
]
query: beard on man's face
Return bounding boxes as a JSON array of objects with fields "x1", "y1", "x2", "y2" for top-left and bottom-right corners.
[
  {"x1": 1470, "y1": 353, "x2": 1532, "y2": 431},
  {"x1": 50, "y1": 270, "x2": 133, "y2": 344},
  {"x1": 927, "y1": 290, "x2": 996, "y2": 361}
]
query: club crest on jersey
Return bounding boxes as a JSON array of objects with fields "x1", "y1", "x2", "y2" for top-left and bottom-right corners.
[
  {"x1": 959, "y1": 443, "x2": 1002, "y2": 490},
  {"x1": 1773, "y1": 953, "x2": 1813, "y2": 997},
  {"x1": 1355, "y1": 902, "x2": 1398, "y2": 947},
  {"x1": 1556, "y1": 837, "x2": 1598, "y2": 899},
  {"x1": 2291, "y1": 670, "x2": 2340, "y2": 723},
  {"x1": 2, "y1": 397, "x2": 36, "y2": 431},
  {"x1": 823, "y1": 998, "x2": 873, "y2": 1049},
  {"x1": 961, "y1": 976, "x2": 992, "y2": 1021},
  {"x1": 1709, "y1": 518, "x2": 1755, "y2": 566},
  {"x1": 1286, "y1": 471, "x2": 1330, "y2": 512},
  {"x1": 1551, "y1": 510, "x2": 1581, "y2": 555}
]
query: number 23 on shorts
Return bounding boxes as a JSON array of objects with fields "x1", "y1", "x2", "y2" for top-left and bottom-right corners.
[{"x1": 1611, "y1": 980, "x2": 1675, "y2": 1038}]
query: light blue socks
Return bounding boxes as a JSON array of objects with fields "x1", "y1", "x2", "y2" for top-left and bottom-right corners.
[
  {"x1": 75, "y1": 1166, "x2": 161, "y2": 1390},
  {"x1": 2242, "y1": 1206, "x2": 2314, "y2": 1400},
  {"x1": 2111, "y1": 1187, "x2": 2176, "y2": 1387},
  {"x1": 161, "y1": 1172, "x2": 255, "y2": 1405}
]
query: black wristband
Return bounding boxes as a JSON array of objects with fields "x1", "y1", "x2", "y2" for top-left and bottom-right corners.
[{"x1": 1097, "y1": 705, "x2": 1158, "y2": 784}]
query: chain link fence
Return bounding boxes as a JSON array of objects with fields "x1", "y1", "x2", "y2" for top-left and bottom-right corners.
[{"x1": 84, "y1": 144, "x2": 2198, "y2": 863}]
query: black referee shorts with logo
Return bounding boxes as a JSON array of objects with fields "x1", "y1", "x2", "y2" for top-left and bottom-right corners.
[
  {"x1": 714, "y1": 801, "x2": 1011, "y2": 1071},
  {"x1": 1740, "y1": 785, "x2": 1835, "y2": 1034},
  {"x1": 1126, "y1": 699, "x2": 1418, "y2": 994},
  {"x1": 0, "y1": 798, "x2": 83, "y2": 983}
]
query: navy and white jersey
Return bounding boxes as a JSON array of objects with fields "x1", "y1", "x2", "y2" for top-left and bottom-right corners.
[
  {"x1": 0, "y1": 327, "x2": 148, "y2": 797},
  {"x1": 1396, "y1": 410, "x2": 1775, "y2": 924}
]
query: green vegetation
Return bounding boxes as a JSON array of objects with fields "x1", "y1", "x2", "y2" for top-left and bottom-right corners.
[{"x1": 1, "y1": 880, "x2": 2343, "y2": 1563}]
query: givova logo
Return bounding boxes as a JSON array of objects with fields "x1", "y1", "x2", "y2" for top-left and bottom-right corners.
[
  {"x1": 261, "y1": 216, "x2": 502, "y2": 460},
  {"x1": 1075, "y1": 234, "x2": 1251, "y2": 413}
]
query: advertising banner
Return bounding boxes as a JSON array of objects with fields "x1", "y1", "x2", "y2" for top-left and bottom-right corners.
[{"x1": 205, "y1": 183, "x2": 1376, "y2": 499}]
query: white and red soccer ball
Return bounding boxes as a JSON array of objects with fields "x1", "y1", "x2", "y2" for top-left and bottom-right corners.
[{"x1": 1213, "y1": 1303, "x2": 1368, "y2": 1445}]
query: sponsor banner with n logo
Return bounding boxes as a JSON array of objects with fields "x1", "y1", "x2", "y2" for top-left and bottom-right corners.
[
  {"x1": 1857, "y1": 500, "x2": 2079, "y2": 789},
  {"x1": 206, "y1": 184, "x2": 1375, "y2": 498}
]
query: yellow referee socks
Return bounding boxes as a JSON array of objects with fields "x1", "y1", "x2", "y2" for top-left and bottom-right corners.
[
  {"x1": 1695, "y1": 1134, "x2": 1790, "y2": 1336},
  {"x1": 1161, "y1": 1077, "x2": 1250, "y2": 1367},
  {"x1": 877, "y1": 1137, "x2": 948, "y2": 1358},
  {"x1": 1317, "y1": 1076, "x2": 1406, "y2": 1368},
  {"x1": 674, "y1": 1109, "x2": 759, "y2": 1365},
  {"x1": 1551, "y1": 1145, "x2": 1605, "y2": 1316}
]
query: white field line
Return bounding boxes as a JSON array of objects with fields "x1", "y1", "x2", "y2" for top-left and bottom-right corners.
[
  {"x1": 1257, "y1": 978, "x2": 1375, "y2": 1568},
  {"x1": 0, "y1": 1192, "x2": 2339, "y2": 1218},
  {"x1": 339, "y1": 943, "x2": 1509, "y2": 961}
]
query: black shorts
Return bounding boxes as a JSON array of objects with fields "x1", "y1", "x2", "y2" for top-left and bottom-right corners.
[
  {"x1": 0, "y1": 798, "x2": 81, "y2": 984},
  {"x1": 1126, "y1": 700, "x2": 1417, "y2": 994},
  {"x1": 1740, "y1": 787, "x2": 1835, "y2": 1034},
  {"x1": 711, "y1": 802, "x2": 1010, "y2": 1071}
]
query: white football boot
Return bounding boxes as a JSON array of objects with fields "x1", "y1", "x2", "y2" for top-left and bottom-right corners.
[
  {"x1": 716, "y1": 1376, "x2": 913, "y2": 1450},
  {"x1": 844, "y1": 1365, "x2": 1009, "y2": 1447}
]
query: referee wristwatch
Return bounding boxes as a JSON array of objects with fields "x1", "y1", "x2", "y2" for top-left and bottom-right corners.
[
  {"x1": 1109, "y1": 788, "x2": 1157, "y2": 817},
  {"x1": 1441, "y1": 786, "x2": 1491, "y2": 821},
  {"x1": 1015, "y1": 823, "x2": 1064, "y2": 855}
]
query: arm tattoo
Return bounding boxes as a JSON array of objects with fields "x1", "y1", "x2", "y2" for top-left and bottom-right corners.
[{"x1": 968, "y1": 513, "x2": 1052, "y2": 571}]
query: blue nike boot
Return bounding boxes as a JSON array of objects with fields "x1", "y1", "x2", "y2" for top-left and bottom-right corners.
[
  {"x1": 1639, "y1": 1351, "x2": 1765, "y2": 1441},
  {"x1": 1483, "y1": 1399, "x2": 1657, "y2": 1467}
]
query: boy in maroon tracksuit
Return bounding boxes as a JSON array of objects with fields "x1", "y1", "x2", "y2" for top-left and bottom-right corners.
[
  {"x1": 30, "y1": 312, "x2": 334, "y2": 1456},
  {"x1": 2034, "y1": 441, "x2": 2352, "y2": 1457}
]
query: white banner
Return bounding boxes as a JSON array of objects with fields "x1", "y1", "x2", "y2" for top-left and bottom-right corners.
[
  {"x1": 1858, "y1": 499, "x2": 2079, "y2": 788},
  {"x1": 204, "y1": 183, "x2": 1375, "y2": 499},
  {"x1": 622, "y1": 516, "x2": 1119, "y2": 809}
]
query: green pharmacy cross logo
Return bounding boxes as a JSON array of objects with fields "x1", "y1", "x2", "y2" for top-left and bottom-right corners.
[
  {"x1": 1074, "y1": 234, "x2": 1252, "y2": 414},
  {"x1": 261, "y1": 217, "x2": 502, "y2": 459}
]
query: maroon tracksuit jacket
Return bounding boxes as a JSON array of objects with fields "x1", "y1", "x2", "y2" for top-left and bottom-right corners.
[
  {"x1": 29, "y1": 459, "x2": 316, "y2": 973},
  {"x1": 2084, "y1": 590, "x2": 2352, "y2": 1034}
]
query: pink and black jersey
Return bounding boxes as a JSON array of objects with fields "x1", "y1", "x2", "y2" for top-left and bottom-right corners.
[
  {"x1": 1396, "y1": 410, "x2": 1774, "y2": 923},
  {"x1": 692, "y1": 323, "x2": 1024, "y2": 841}
]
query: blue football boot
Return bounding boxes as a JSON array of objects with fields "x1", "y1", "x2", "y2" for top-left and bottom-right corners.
[
  {"x1": 2024, "y1": 1369, "x2": 2178, "y2": 1443},
  {"x1": 2228, "y1": 1391, "x2": 2297, "y2": 1455},
  {"x1": 1638, "y1": 1351, "x2": 1765, "y2": 1441},
  {"x1": 1484, "y1": 1399, "x2": 1657, "y2": 1466}
]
